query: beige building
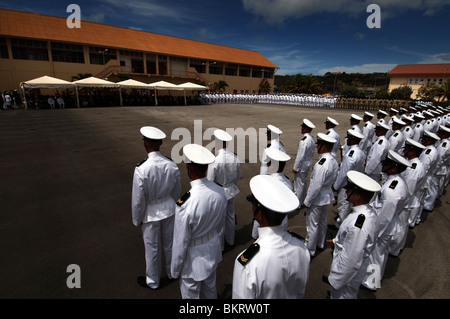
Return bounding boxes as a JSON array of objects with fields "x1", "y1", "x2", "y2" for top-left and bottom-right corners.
[
  {"x1": 0, "y1": 9, "x2": 278, "y2": 94},
  {"x1": 388, "y1": 63, "x2": 449, "y2": 99}
]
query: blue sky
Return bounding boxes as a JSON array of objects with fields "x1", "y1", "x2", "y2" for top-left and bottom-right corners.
[{"x1": 1, "y1": 0, "x2": 450, "y2": 75}]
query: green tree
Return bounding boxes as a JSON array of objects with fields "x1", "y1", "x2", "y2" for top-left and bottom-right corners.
[
  {"x1": 71, "y1": 73, "x2": 92, "y2": 81},
  {"x1": 390, "y1": 85, "x2": 413, "y2": 100},
  {"x1": 259, "y1": 79, "x2": 272, "y2": 93},
  {"x1": 213, "y1": 80, "x2": 229, "y2": 93},
  {"x1": 284, "y1": 74, "x2": 323, "y2": 94}
]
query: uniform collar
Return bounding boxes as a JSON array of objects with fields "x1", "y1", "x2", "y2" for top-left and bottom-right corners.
[
  {"x1": 147, "y1": 151, "x2": 161, "y2": 158},
  {"x1": 257, "y1": 225, "x2": 285, "y2": 239},
  {"x1": 190, "y1": 177, "x2": 209, "y2": 188}
]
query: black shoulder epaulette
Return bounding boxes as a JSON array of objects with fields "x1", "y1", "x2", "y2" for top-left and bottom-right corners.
[
  {"x1": 267, "y1": 143, "x2": 271, "y2": 148},
  {"x1": 412, "y1": 163, "x2": 417, "y2": 169},
  {"x1": 355, "y1": 214, "x2": 365, "y2": 229},
  {"x1": 177, "y1": 192, "x2": 191, "y2": 207},
  {"x1": 318, "y1": 158, "x2": 326, "y2": 165},
  {"x1": 301, "y1": 136, "x2": 307, "y2": 141},
  {"x1": 288, "y1": 230, "x2": 305, "y2": 241},
  {"x1": 425, "y1": 149, "x2": 432, "y2": 155},
  {"x1": 284, "y1": 174, "x2": 290, "y2": 181},
  {"x1": 394, "y1": 133, "x2": 399, "y2": 137},
  {"x1": 365, "y1": 123, "x2": 368, "y2": 127},
  {"x1": 389, "y1": 180, "x2": 398, "y2": 189},
  {"x1": 348, "y1": 150, "x2": 354, "y2": 157},
  {"x1": 378, "y1": 139, "x2": 383, "y2": 145},
  {"x1": 443, "y1": 142, "x2": 447, "y2": 148},
  {"x1": 136, "y1": 159, "x2": 147, "y2": 167},
  {"x1": 238, "y1": 243, "x2": 260, "y2": 266}
]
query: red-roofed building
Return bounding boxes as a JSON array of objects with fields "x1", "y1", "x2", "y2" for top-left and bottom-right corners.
[
  {"x1": 388, "y1": 63, "x2": 450, "y2": 99},
  {"x1": 0, "y1": 9, "x2": 278, "y2": 93}
]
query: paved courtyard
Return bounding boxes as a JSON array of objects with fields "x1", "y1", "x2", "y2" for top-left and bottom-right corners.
[{"x1": 1, "y1": 103, "x2": 449, "y2": 300}]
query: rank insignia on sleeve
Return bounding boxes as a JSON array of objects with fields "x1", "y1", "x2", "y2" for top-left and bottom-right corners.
[
  {"x1": 238, "y1": 243, "x2": 260, "y2": 266},
  {"x1": 354, "y1": 214, "x2": 365, "y2": 229},
  {"x1": 318, "y1": 158, "x2": 326, "y2": 165},
  {"x1": 348, "y1": 150, "x2": 354, "y2": 157},
  {"x1": 389, "y1": 180, "x2": 398, "y2": 189},
  {"x1": 177, "y1": 192, "x2": 191, "y2": 207}
]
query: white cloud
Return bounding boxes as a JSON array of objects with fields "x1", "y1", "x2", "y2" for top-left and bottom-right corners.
[{"x1": 242, "y1": 0, "x2": 450, "y2": 24}]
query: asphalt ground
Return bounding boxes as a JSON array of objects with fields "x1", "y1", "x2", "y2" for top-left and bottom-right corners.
[{"x1": 1, "y1": 103, "x2": 449, "y2": 304}]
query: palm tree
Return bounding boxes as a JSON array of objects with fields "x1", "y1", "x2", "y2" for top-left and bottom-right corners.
[
  {"x1": 284, "y1": 74, "x2": 323, "y2": 94},
  {"x1": 437, "y1": 80, "x2": 450, "y2": 102},
  {"x1": 213, "y1": 80, "x2": 229, "y2": 93},
  {"x1": 259, "y1": 79, "x2": 272, "y2": 93}
]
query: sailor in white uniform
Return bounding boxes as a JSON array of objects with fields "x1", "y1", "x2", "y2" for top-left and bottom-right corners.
[
  {"x1": 325, "y1": 171, "x2": 381, "y2": 299},
  {"x1": 420, "y1": 130, "x2": 441, "y2": 212},
  {"x1": 436, "y1": 125, "x2": 450, "y2": 198},
  {"x1": 252, "y1": 147, "x2": 291, "y2": 239},
  {"x1": 170, "y1": 144, "x2": 227, "y2": 299},
  {"x1": 260, "y1": 124, "x2": 286, "y2": 175},
  {"x1": 365, "y1": 122, "x2": 391, "y2": 182},
  {"x1": 342, "y1": 114, "x2": 363, "y2": 156},
  {"x1": 360, "y1": 112, "x2": 376, "y2": 155},
  {"x1": 292, "y1": 119, "x2": 316, "y2": 207},
  {"x1": 388, "y1": 117, "x2": 406, "y2": 153},
  {"x1": 333, "y1": 129, "x2": 366, "y2": 228},
  {"x1": 232, "y1": 175, "x2": 310, "y2": 299},
  {"x1": 303, "y1": 133, "x2": 339, "y2": 256},
  {"x1": 207, "y1": 129, "x2": 241, "y2": 249},
  {"x1": 132, "y1": 126, "x2": 181, "y2": 290},
  {"x1": 324, "y1": 117, "x2": 340, "y2": 158},
  {"x1": 361, "y1": 151, "x2": 410, "y2": 291}
]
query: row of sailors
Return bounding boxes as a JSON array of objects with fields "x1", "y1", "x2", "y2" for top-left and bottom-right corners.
[
  {"x1": 256, "y1": 102, "x2": 450, "y2": 298},
  {"x1": 201, "y1": 92, "x2": 338, "y2": 107}
]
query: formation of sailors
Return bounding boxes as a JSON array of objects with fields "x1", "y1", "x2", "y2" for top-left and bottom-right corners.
[{"x1": 131, "y1": 100, "x2": 450, "y2": 300}]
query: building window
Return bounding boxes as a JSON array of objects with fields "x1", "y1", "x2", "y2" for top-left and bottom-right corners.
[
  {"x1": 11, "y1": 38, "x2": 49, "y2": 61},
  {"x1": 409, "y1": 78, "x2": 413, "y2": 85},
  {"x1": 414, "y1": 78, "x2": 418, "y2": 84},
  {"x1": 209, "y1": 62, "x2": 223, "y2": 75},
  {"x1": 119, "y1": 50, "x2": 143, "y2": 58},
  {"x1": 239, "y1": 65, "x2": 251, "y2": 77},
  {"x1": 225, "y1": 63, "x2": 238, "y2": 76},
  {"x1": 439, "y1": 78, "x2": 443, "y2": 85},
  {"x1": 264, "y1": 69, "x2": 274, "y2": 79},
  {"x1": 420, "y1": 79, "x2": 424, "y2": 85},
  {"x1": 252, "y1": 67, "x2": 263, "y2": 78},
  {"x1": 158, "y1": 55, "x2": 168, "y2": 75},
  {"x1": 0, "y1": 37, "x2": 8, "y2": 59},
  {"x1": 89, "y1": 46, "x2": 117, "y2": 65},
  {"x1": 51, "y1": 42, "x2": 84, "y2": 63},
  {"x1": 190, "y1": 59, "x2": 206, "y2": 73},
  {"x1": 433, "y1": 79, "x2": 437, "y2": 84},
  {"x1": 146, "y1": 54, "x2": 157, "y2": 74}
]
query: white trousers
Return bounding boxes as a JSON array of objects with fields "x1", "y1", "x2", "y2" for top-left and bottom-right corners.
[
  {"x1": 305, "y1": 205, "x2": 328, "y2": 256},
  {"x1": 142, "y1": 215, "x2": 174, "y2": 289},
  {"x1": 294, "y1": 170, "x2": 309, "y2": 206},
  {"x1": 180, "y1": 271, "x2": 217, "y2": 299}
]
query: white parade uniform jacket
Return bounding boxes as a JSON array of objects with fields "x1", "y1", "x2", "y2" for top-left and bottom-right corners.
[
  {"x1": 304, "y1": 153, "x2": 338, "y2": 207},
  {"x1": 260, "y1": 139, "x2": 286, "y2": 175},
  {"x1": 171, "y1": 178, "x2": 227, "y2": 281},
  {"x1": 412, "y1": 123, "x2": 424, "y2": 142},
  {"x1": 131, "y1": 151, "x2": 181, "y2": 226},
  {"x1": 293, "y1": 133, "x2": 315, "y2": 173},
  {"x1": 207, "y1": 148, "x2": 241, "y2": 200},
  {"x1": 232, "y1": 226, "x2": 310, "y2": 299},
  {"x1": 365, "y1": 136, "x2": 390, "y2": 180},
  {"x1": 327, "y1": 128, "x2": 341, "y2": 158},
  {"x1": 328, "y1": 204, "x2": 378, "y2": 299},
  {"x1": 334, "y1": 145, "x2": 366, "y2": 191},
  {"x1": 360, "y1": 121, "x2": 376, "y2": 154},
  {"x1": 388, "y1": 130, "x2": 405, "y2": 153}
]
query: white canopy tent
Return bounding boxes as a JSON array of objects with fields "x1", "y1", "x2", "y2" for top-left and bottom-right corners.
[
  {"x1": 117, "y1": 79, "x2": 150, "y2": 89},
  {"x1": 20, "y1": 75, "x2": 75, "y2": 110},
  {"x1": 73, "y1": 77, "x2": 121, "y2": 107},
  {"x1": 177, "y1": 82, "x2": 208, "y2": 106},
  {"x1": 148, "y1": 81, "x2": 183, "y2": 106}
]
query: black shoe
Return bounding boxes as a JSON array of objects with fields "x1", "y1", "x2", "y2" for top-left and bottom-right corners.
[
  {"x1": 328, "y1": 224, "x2": 339, "y2": 231},
  {"x1": 322, "y1": 275, "x2": 330, "y2": 285}
]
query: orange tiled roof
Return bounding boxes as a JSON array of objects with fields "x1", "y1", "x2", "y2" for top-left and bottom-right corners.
[
  {"x1": 388, "y1": 63, "x2": 450, "y2": 77},
  {"x1": 0, "y1": 8, "x2": 278, "y2": 69}
]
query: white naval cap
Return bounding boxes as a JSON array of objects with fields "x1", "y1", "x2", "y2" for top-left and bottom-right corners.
[
  {"x1": 385, "y1": 150, "x2": 411, "y2": 168},
  {"x1": 378, "y1": 110, "x2": 388, "y2": 116},
  {"x1": 405, "y1": 138, "x2": 426, "y2": 150},
  {"x1": 264, "y1": 147, "x2": 291, "y2": 162},
  {"x1": 390, "y1": 108, "x2": 399, "y2": 113},
  {"x1": 376, "y1": 121, "x2": 390, "y2": 131},
  {"x1": 392, "y1": 117, "x2": 406, "y2": 126},
  {"x1": 267, "y1": 124, "x2": 283, "y2": 135},
  {"x1": 423, "y1": 130, "x2": 440, "y2": 141},
  {"x1": 346, "y1": 171, "x2": 381, "y2": 193},
  {"x1": 140, "y1": 126, "x2": 166, "y2": 140},
  {"x1": 183, "y1": 144, "x2": 216, "y2": 165},
  {"x1": 347, "y1": 129, "x2": 364, "y2": 140},
  {"x1": 351, "y1": 114, "x2": 363, "y2": 121},
  {"x1": 414, "y1": 113, "x2": 425, "y2": 119},
  {"x1": 364, "y1": 112, "x2": 374, "y2": 118},
  {"x1": 401, "y1": 115, "x2": 414, "y2": 123},
  {"x1": 249, "y1": 175, "x2": 299, "y2": 214},
  {"x1": 439, "y1": 125, "x2": 450, "y2": 133},
  {"x1": 326, "y1": 117, "x2": 339, "y2": 126},
  {"x1": 214, "y1": 129, "x2": 233, "y2": 142},
  {"x1": 302, "y1": 119, "x2": 316, "y2": 129},
  {"x1": 317, "y1": 132, "x2": 337, "y2": 144}
]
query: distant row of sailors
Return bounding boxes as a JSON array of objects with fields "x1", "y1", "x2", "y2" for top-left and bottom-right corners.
[{"x1": 200, "y1": 92, "x2": 412, "y2": 110}]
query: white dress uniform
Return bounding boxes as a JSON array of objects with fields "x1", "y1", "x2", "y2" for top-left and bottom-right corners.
[
  {"x1": 365, "y1": 123, "x2": 391, "y2": 182},
  {"x1": 436, "y1": 131, "x2": 450, "y2": 197},
  {"x1": 342, "y1": 114, "x2": 363, "y2": 155},
  {"x1": 328, "y1": 171, "x2": 380, "y2": 299},
  {"x1": 132, "y1": 127, "x2": 181, "y2": 289},
  {"x1": 360, "y1": 114, "x2": 376, "y2": 155},
  {"x1": 171, "y1": 144, "x2": 227, "y2": 299},
  {"x1": 362, "y1": 151, "x2": 410, "y2": 290},
  {"x1": 304, "y1": 135, "x2": 338, "y2": 256},
  {"x1": 260, "y1": 125, "x2": 286, "y2": 175},
  {"x1": 333, "y1": 130, "x2": 366, "y2": 227},
  {"x1": 420, "y1": 131, "x2": 440, "y2": 211},
  {"x1": 207, "y1": 130, "x2": 241, "y2": 248},
  {"x1": 232, "y1": 175, "x2": 310, "y2": 299},
  {"x1": 293, "y1": 119, "x2": 316, "y2": 206},
  {"x1": 325, "y1": 117, "x2": 340, "y2": 158}
]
